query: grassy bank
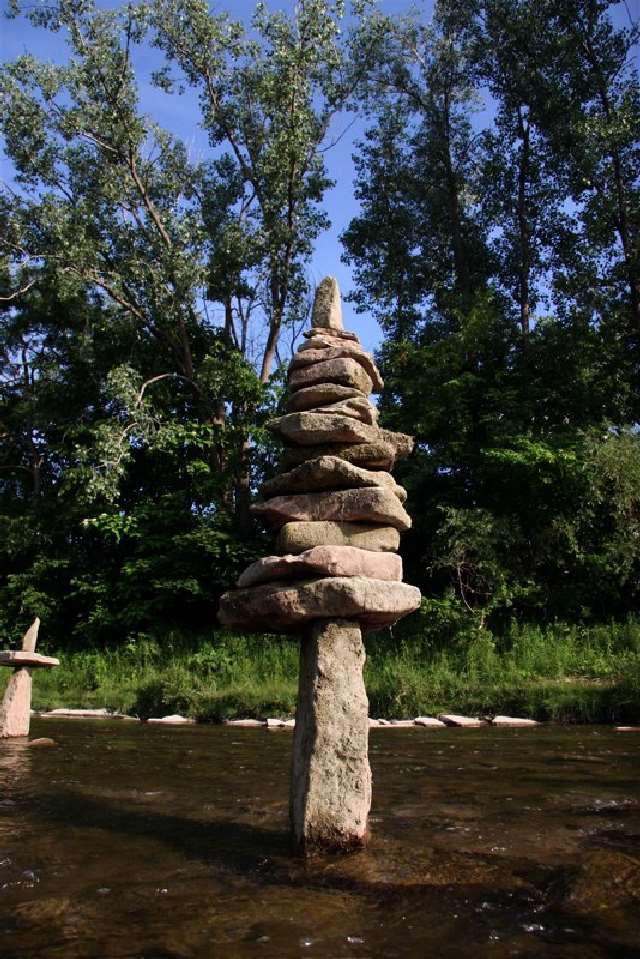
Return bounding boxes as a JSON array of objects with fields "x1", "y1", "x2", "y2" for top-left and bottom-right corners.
[{"x1": 28, "y1": 618, "x2": 640, "y2": 724}]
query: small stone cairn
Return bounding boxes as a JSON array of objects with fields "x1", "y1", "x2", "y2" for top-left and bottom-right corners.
[
  {"x1": 219, "y1": 277, "x2": 420, "y2": 852},
  {"x1": 0, "y1": 619, "x2": 59, "y2": 738}
]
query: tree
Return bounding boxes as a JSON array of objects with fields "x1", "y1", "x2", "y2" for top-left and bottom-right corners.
[{"x1": 344, "y1": 0, "x2": 640, "y2": 631}]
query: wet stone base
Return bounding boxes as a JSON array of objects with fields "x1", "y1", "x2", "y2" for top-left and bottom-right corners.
[{"x1": 290, "y1": 619, "x2": 371, "y2": 852}]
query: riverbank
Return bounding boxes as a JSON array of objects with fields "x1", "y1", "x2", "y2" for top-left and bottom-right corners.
[{"x1": 28, "y1": 618, "x2": 640, "y2": 724}]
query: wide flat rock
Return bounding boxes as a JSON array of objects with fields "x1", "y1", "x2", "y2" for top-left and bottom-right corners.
[
  {"x1": 237, "y1": 545, "x2": 402, "y2": 587},
  {"x1": 289, "y1": 357, "x2": 373, "y2": 395},
  {"x1": 261, "y1": 455, "x2": 406, "y2": 502},
  {"x1": 290, "y1": 345, "x2": 383, "y2": 391},
  {"x1": 218, "y1": 577, "x2": 421, "y2": 632},
  {"x1": 282, "y1": 439, "x2": 395, "y2": 472},
  {"x1": 304, "y1": 327, "x2": 359, "y2": 343},
  {"x1": 277, "y1": 521, "x2": 400, "y2": 554},
  {"x1": 252, "y1": 487, "x2": 411, "y2": 531},
  {"x1": 269, "y1": 411, "x2": 380, "y2": 447},
  {"x1": 438, "y1": 713, "x2": 486, "y2": 728},
  {"x1": 285, "y1": 382, "x2": 365, "y2": 414},
  {"x1": 491, "y1": 715, "x2": 539, "y2": 727},
  {"x1": 0, "y1": 651, "x2": 59, "y2": 668},
  {"x1": 301, "y1": 396, "x2": 378, "y2": 425}
]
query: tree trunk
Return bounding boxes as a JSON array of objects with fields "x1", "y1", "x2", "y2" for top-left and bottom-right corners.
[{"x1": 516, "y1": 104, "x2": 532, "y2": 343}]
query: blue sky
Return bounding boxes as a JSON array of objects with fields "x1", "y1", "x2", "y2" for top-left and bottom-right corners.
[{"x1": 1, "y1": 0, "x2": 638, "y2": 352}]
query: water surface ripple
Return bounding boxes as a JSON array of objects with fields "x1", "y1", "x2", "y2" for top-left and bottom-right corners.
[{"x1": 1, "y1": 721, "x2": 639, "y2": 958}]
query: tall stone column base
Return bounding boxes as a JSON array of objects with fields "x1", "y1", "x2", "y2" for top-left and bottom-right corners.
[
  {"x1": 0, "y1": 668, "x2": 32, "y2": 738},
  {"x1": 290, "y1": 618, "x2": 371, "y2": 852}
]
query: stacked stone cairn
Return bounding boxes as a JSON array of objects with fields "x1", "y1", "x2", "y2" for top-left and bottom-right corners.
[
  {"x1": 218, "y1": 277, "x2": 421, "y2": 852},
  {"x1": 0, "y1": 619, "x2": 59, "y2": 738}
]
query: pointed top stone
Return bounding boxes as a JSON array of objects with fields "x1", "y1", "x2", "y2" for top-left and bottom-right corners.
[
  {"x1": 311, "y1": 276, "x2": 343, "y2": 331},
  {"x1": 21, "y1": 618, "x2": 40, "y2": 654}
]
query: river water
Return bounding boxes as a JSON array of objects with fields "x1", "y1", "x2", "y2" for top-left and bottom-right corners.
[{"x1": 0, "y1": 720, "x2": 639, "y2": 958}]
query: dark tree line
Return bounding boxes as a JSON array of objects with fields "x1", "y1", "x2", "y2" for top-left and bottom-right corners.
[{"x1": 1, "y1": 0, "x2": 639, "y2": 647}]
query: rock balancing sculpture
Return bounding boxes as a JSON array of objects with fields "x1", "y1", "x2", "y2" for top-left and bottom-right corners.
[
  {"x1": 219, "y1": 277, "x2": 421, "y2": 852},
  {"x1": 0, "y1": 619, "x2": 59, "y2": 738}
]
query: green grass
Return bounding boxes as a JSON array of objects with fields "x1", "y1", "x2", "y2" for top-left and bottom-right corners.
[{"x1": 28, "y1": 618, "x2": 640, "y2": 724}]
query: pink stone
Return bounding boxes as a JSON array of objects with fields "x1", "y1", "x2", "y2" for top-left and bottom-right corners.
[{"x1": 237, "y1": 545, "x2": 402, "y2": 587}]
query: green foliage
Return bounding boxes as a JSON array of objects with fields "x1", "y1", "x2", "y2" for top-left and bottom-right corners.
[
  {"x1": 0, "y1": 0, "x2": 363, "y2": 647},
  {"x1": 27, "y1": 619, "x2": 640, "y2": 724}
]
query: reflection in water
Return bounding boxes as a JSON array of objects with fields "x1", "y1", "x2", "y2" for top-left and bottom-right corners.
[{"x1": 0, "y1": 721, "x2": 638, "y2": 958}]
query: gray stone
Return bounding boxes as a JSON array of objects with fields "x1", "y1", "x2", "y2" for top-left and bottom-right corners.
[
  {"x1": 414, "y1": 717, "x2": 446, "y2": 727},
  {"x1": 311, "y1": 276, "x2": 343, "y2": 330},
  {"x1": 302, "y1": 396, "x2": 378, "y2": 425},
  {"x1": 491, "y1": 715, "x2": 539, "y2": 727},
  {"x1": 290, "y1": 345, "x2": 383, "y2": 391},
  {"x1": 223, "y1": 718, "x2": 265, "y2": 727},
  {"x1": 237, "y1": 545, "x2": 402, "y2": 587},
  {"x1": 21, "y1": 618, "x2": 40, "y2": 653},
  {"x1": 285, "y1": 382, "x2": 365, "y2": 414},
  {"x1": 437, "y1": 713, "x2": 486, "y2": 728},
  {"x1": 291, "y1": 620, "x2": 370, "y2": 850},
  {"x1": 289, "y1": 357, "x2": 373, "y2": 395},
  {"x1": 282, "y1": 440, "x2": 396, "y2": 472},
  {"x1": 0, "y1": 669, "x2": 32, "y2": 738},
  {"x1": 269, "y1": 411, "x2": 380, "y2": 447},
  {"x1": 147, "y1": 714, "x2": 195, "y2": 725},
  {"x1": 261, "y1": 455, "x2": 406, "y2": 502},
  {"x1": 304, "y1": 327, "x2": 358, "y2": 342},
  {"x1": 251, "y1": 487, "x2": 411, "y2": 531},
  {"x1": 44, "y1": 707, "x2": 111, "y2": 718},
  {"x1": 276, "y1": 521, "x2": 400, "y2": 554},
  {"x1": 218, "y1": 577, "x2": 421, "y2": 632}
]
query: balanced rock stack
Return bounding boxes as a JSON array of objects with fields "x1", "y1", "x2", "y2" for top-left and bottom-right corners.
[{"x1": 218, "y1": 277, "x2": 420, "y2": 851}]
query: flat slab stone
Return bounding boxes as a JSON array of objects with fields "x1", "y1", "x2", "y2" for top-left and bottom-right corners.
[
  {"x1": 286, "y1": 382, "x2": 365, "y2": 414},
  {"x1": 218, "y1": 577, "x2": 421, "y2": 632},
  {"x1": 311, "y1": 276, "x2": 343, "y2": 330},
  {"x1": 277, "y1": 521, "x2": 400, "y2": 554},
  {"x1": 147, "y1": 714, "x2": 195, "y2": 724},
  {"x1": 261, "y1": 455, "x2": 406, "y2": 502},
  {"x1": 237, "y1": 545, "x2": 402, "y2": 587},
  {"x1": 270, "y1": 411, "x2": 381, "y2": 447},
  {"x1": 414, "y1": 717, "x2": 446, "y2": 727},
  {"x1": 223, "y1": 718, "x2": 265, "y2": 727},
  {"x1": 282, "y1": 440, "x2": 396, "y2": 472},
  {"x1": 304, "y1": 327, "x2": 359, "y2": 342},
  {"x1": 301, "y1": 396, "x2": 378, "y2": 425},
  {"x1": 389, "y1": 719, "x2": 415, "y2": 727},
  {"x1": 438, "y1": 713, "x2": 486, "y2": 727},
  {"x1": 0, "y1": 651, "x2": 59, "y2": 668},
  {"x1": 290, "y1": 345, "x2": 383, "y2": 391},
  {"x1": 289, "y1": 357, "x2": 373, "y2": 395},
  {"x1": 252, "y1": 487, "x2": 411, "y2": 531},
  {"x1": 491, "y1": 715, "x2": 539, "y2": 727},
  {"x1": 42, "y1": 708, "x2": 112, "y2": 718},
  {"x1": 615, "y1": 726, "x2": 640, "y2": 732}
]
